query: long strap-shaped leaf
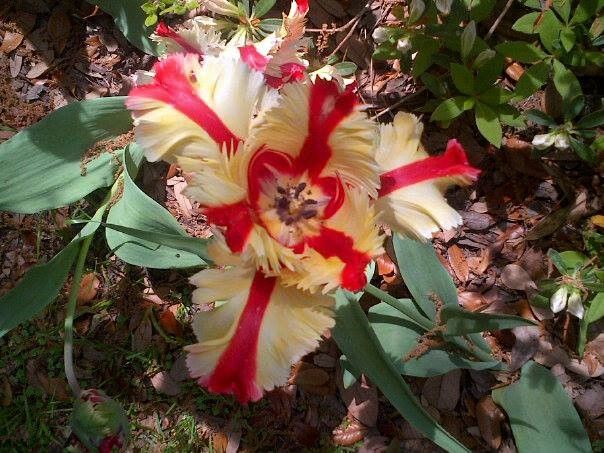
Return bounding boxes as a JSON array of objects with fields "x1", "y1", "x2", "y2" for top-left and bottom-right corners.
[{"x1": 333, "y1": 290, "x2": 470, "y2": 453}]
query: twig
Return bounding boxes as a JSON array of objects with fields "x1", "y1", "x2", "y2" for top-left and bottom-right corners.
[
  {"x1": 485, "y1": 0, "x2": 514, "y2": 40},
  {"x1": 370, "y1": 87, "x2": 427, "y2": 120},
  {"x1": 306, "y1": 1, "x2": 373, "y2": 33},
  {"x1": 326, "y1": 16, "x2": 362, "y2": 59}
]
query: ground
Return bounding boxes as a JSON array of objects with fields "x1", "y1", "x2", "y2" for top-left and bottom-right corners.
[{"x1": 0, "y1": 0, "x2": 603, "y2": 451}]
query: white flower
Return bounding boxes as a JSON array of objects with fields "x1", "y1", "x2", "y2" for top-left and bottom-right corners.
[
  {"x1": 550, "y1": 286, "x2": 569, "y2": 313},
  {"x1": 372, "y1": 27, "x2": 390, "y2": 43},
  {"x1": 532, "y1": 133, "x2": 556, "y2": 150},
  {"x1": 396, "y1": 37, "x2": 412, "y2": 53},
  {"x1": 566, "y1": 289, "x2": 585, "y2": 319},
  {"x1": 554, "y1": 132, "x2": 570, "y2": 150}
]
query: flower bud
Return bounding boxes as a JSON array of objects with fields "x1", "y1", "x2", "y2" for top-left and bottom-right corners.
[
  {"x1": 71, "y1": 389, "x2": 130, "y2": 452},
  {"x1": 532, "y1": 133, "x2": 556, "y2": 150},
  {"x1": 396, "y1": 37, "x2": 412, "y2": 53},
  {"x1": 372, "y1": 27, "x2": 390, "y2": 43}
]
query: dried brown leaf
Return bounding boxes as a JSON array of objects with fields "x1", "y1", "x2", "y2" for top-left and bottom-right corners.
[
  {"x1": 77, "y1": 272, "x2": 100, "y2": 304},
  {"x1": 0, "y1": 32, "x2": 24, "y2": 53},
  {"x1": 476, "y1": 396, "x2": 505, "y2": 450},
  {"x1": 150, "y1": 371, "x2": 181, "y2": 396},
  {"x1": 500, "y1": 264, "x2": 536, "y2": 291},
  {"x1": 448, "y1": 244, "x2": 469, "y2": 283}
]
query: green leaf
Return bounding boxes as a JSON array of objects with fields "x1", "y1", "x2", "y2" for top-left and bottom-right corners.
[
  {"x1": 495, "y1": 41, "x2": 547, "y2": 63},
  {"x1": 548, "y1": 249, "x2": 589, "y2": 274},
  {"x1": 571, "y1": 0, "x2": 600, "y2": 24},
  {"x1": 552, "y1": 0, "x2": 571, "y2": 23},
  {"x1": 0, "y1": 202, "x2": 107, "y2": 338},
  {"x1": 411, "y1": 37, "x2": 439, "y2": 76},
  {"x1": 393, "y1": 236, "x2": 458, "y2": 317},
  {"x1": 333, "y1": 291, "x2": 470, "y2": 453},
  {"x1": 514, "y1": 61, "x2": 550, "y2": 98},
  {"x1": 144, "y1": 13, "x2": 158, "y2": 26},
  {"x1": 88, "y1": 1, "x2": 158, "y2": 55},
  {"x1": 373, "y1": 45, "x2": 401, "y2": 61},
  {"x1": 475, "y1": 102, "x2": 502, "y2": 147},
  {"x1": 512, "y1": 12, "x2": 541, "y2": 34},
  {"x1": 524, "y1": 109, "x2": 557, "y2": 126},
  {"x1": 477, "y1": 86, "x2": 513, "y2": 105},
  {"x1": 499, "y1": 104, "x2": 525, "y2": 127},
  {"x1": 409, "y1": 0, "x2": 426, "y2": 23},
  {"x1": 430, "y1": 96, "x2": 474, "y2": 122},
  {"x1": 570, "y1": 137, "x2": 597, "y2": 163},
  {"x1": 333, "y1": 61, "x2": 357, "y2": 76},
  {"x1": 552, "y1": 59, "x2": 584, "y2": 106},
  {"x1": 586, "y1": 292, "x2": 604, "y2": 323},
  {"x1": 0, "y1": 97, "x2": 132, "y2": 214},
  {"x1": 469, "y1": 0, "x2": 496, "y2": 21},
  {"x1": 369, "y1": 303, "x2": 500, "y2": 376},
  {"x1": 441, "y1": 306, "x2": 536, "y2": 335},
  {"x1": 421, "y1": 72, "x2": 447, "y2": 97},
  {"x1": 460, "y1": 21, "x2": 476, "y2": 62},
  {"x1": 450, "y1": 63, "x2": 475, "y2": 95},
  {"x1": 492, "y1": 361, "x2": 591, "y2": 452},
  {"x1": 560, "y1": 27, "x2": 576, "y2": 52},
  {"x1": 259, "y1": 18, "x2": 282, "y2": 32},
  {"x1": 475, "y1": 54, "x2": 505, "y2": 93},
  {"x1": 253, "y1": 0, "x2": 276, "y2": 17},
  {"x1": 539, "y1": 10, "x2": 564, "y2": 52},
  {"x1": 577, "y1": 109, "x2": 604, "y2": 128},
  {"x1": 105, "y1": 152, "x2": 209, "y2": 268}
]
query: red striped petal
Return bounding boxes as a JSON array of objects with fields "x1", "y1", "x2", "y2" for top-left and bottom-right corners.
[
  {"x1": 239, "y1": 45, "x2": 270, "y2": 72},
  {"x1": 295, "y1": 79, "x2": 357, "y2": 180},
  {"x1": 204, "y1": 201, "x2": 254, "y2": 253},
  {"x1": 203, "y1": 271, "x2": 277, "y2": 403},
  {"x1": 127, "y1": 54, "x2": 240, "y2": 152},
  {"x1": 155, "y1": 22, "x2": 204, "y2": 55},
  {"x1": 295, "y1": 0, "x2": 309, "y2": 14},
  {"x1": 307, "y1": 227, "x2": 370, "y2": 291},
  {"x1": 378, "y1": 139, "x2": 481, "y2": 198}
]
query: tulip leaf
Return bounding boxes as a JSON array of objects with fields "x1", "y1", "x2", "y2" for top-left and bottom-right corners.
[
  {"x1": 87, "y1": 0, "x2": 158, "y2": 55},
  {"x1": 105, "y1": 152, "x2": 209, "y2": 268},
  {"x1": 333, "y1": 290, "x2": 470, "y2": 453},
  {"x1": 369, "y1": 303, "x2": 500, "y2": 376},
  {"x1": 441, "y1": 306, "x2": 536, "y2": 335},
  {"x1": 0, "y1": 97, "x2": 132, "y2": 214},
  {"x1": 0, "y1": 203, "x2": 107, "y2": 338},
  {"x1": 492, "y1": 361, "x2": 591, "y2": 452}
]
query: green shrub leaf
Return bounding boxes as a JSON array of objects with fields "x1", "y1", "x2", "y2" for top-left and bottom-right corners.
[
  {"x1": 0, "y1": 97, "x2": 132, "y2": 213},
  {"x1": 512, "y1": 12, "x2": 541, "y2": 34},
  {"x1": 492, "y1": 361, "x2": 591, "y2": 452},
  {"x1": 333, "y1": 290, "x2": 470, "y2": 453},
  {"x1": 495, "y1": 41, "x2": 547, "y2": 63},
  {"x1": 577, "y1": 109, "x2": 604, "y2": 129},
  {"x1": 87, "y1": 0, "x2": 158, "y2": 55},
  {"x1": 475, "y1": 102, "x2": 502, "y2": 147},
  {"x1": 105, "y1": 152, "x2": 209, "y2": 268},
  {"x1": 460, "y1": 21, "x2": 476, "y2": 62},
  {"x1": 254, "y1": 0, "x2": 276, "y2": 17},
  {"x1": 430, "y1": 96, "x2": 474, "y2": 122},
  {"x1": 450, "y1": 63, "x2": 475, "y2": 94},
  {"x1": 514, "y1": 61, "x2": 550, "y2": 98}
]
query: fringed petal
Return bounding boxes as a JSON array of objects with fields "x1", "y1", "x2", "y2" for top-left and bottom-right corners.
[
  {"x1": 153, "y1": 20, "x2": 225, "y2": 56},
  {"x1": 186, "y1": 269, "x2": 333, "y2": 403},
  {"x1": 126, "y1": 51, "x2": 265, "y2": 163},
  {"x1": 374, "y1": 113, "x2": 480, "y2": 239}
]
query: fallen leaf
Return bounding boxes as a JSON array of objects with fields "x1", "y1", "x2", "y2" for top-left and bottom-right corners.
[
  {"x1": 77, "y1": 272, "x2": 100, "y2": 304},
  {"x1": 506, "y1": 62, "x2": 524, "y2": 81},
  {"x1": 313, "y1": 353, "x2": 336, "y2": 368},
  {"x1": 173, "y1": 180, "x2": 192, "y2": 218},
  {"x1": 0, "y1": 32, "x2": 24, "y2": 53},
  {"x1": 150, "y1": 371, "x2": 181, "y2": 396},
  {"x1": 500, "y1": 264, "x2": 536, "y2": 291},
  {"x1": 159, "y1": 307, "x2": 183, "y2": 337},
  {"x1": 591, "y1": 215, "x2": 604, "y2": 229},
  {"x1": 26, "y1": 61, "x2": 50, "y2": 78},
  {"x1": 509, "y1": 325, "x2": 540, "y2": 371},
  {"x1": 476, "y1": 396, "x2": 505, "y2": 450},
  {"x1": 294, "y1": 365, "x2": 330, "y2": 387},
  {"x1": 448, "y1": 244, "x2": 469, "y2": 283},
  {"x1": 26, "y1": 359, "x2": 71, "y2": 401},
  {"x1": 341, "y1": 376, "x2": 378, "y2": 427},
  {"x1": 576, "y1": 384, "x2": 604, "y2": 419},
  {"x1": 332, "y1": 418, "x2": 367, "y2": 446},
  {"x1": 48, "y1": 7, "x2": 71, "y2": 53},
  {"x1": 458, "y1": 291, "x2": 487, "y2": 311}
]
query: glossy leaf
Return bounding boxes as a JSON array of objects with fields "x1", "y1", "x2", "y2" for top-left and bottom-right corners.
[
  {"x1": 492, "y1": 361, "x2": 591, "y2": 452},
  {"x1": 450, "y1": 63, "x2": 475, "y2": 95},
  {"x1": 514, "y1": 61, "x2": 550, "y2": 98},
  {"x1": 512, "y1": 12, "x2": 541, "y2": 34},
  {"x1": 254, "y1": 0, "x2": 276, "y2": 17},
  {"x1": 0, "y1": 97, "x2": 132, "y2": 213},
  {"x1": 105, "y1": 153, "x2": 208, "y2": 268},
  {"x1": 333, "y1": 290, "x2": 470, "y2": 453},
  {"x1": 87, "y1": 0, "x2": 158, "y2": 55},
  {"x1": 577, "y1": 109, "x2": 604, "y2": 129},
  {"x1": 460, "y1": 21, "x2": 476, "y2": 61}
]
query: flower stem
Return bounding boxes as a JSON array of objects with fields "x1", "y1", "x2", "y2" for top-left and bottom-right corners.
[{"x1": 64, "y1": 233, "x2": 94, "y2": 398}]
